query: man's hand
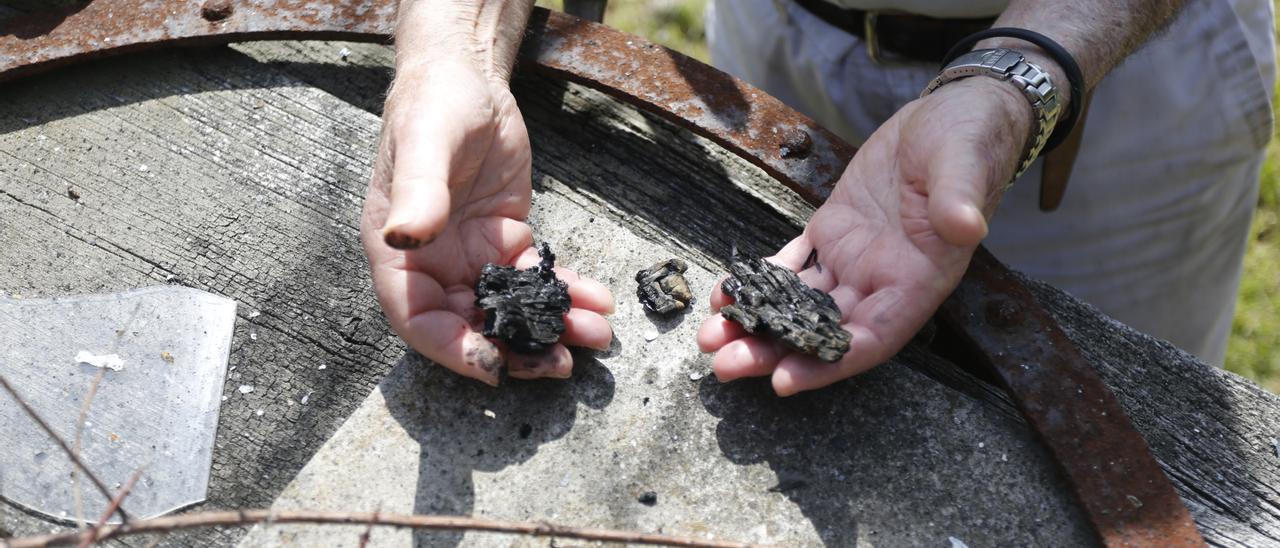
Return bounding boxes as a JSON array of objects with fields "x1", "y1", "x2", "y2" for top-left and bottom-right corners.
[
  {"x1": 698, "y1": 77, "x2": 1033, "y2": 396},
  {"x1": 362, "y1": 1, "x2": 613, "y2": 386}
]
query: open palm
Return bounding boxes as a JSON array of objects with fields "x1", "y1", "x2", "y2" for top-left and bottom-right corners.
[
  {"x1": 363, "y1": 61, "x2": 613, "y2": 386},
  {"x1": 699, "y1": 78, "x2": 1029, "y2": 395}
]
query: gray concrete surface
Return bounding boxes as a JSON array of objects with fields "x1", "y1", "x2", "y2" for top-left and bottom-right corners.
[{"x1": 238, "y1": 185, "x2": 1092, "y2": 547}]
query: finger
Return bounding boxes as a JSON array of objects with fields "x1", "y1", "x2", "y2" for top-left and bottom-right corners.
[
  {"x1": 381, "y1": 133, "x2": 455, "y2": 249},
  {"x1": 713, "y1": 337, "x2": 785, "y2": 382},
  {"x1": 770, "y1": 237, "x2": 816, "y2": 271},
  {"x1": 402, "y1": 310, "x2": 502, "y2": 386},
  {"x1": 772, "y1": 350, "x2": 872, "y2": 397},
  {"x1": 924, "y1": 140, "x2": 992, "y2": 247},
  {"x1": 372, "y1": 262, "x2": 501, "y2": 385},
  {"x1": 797, "y1": 266, "x2": 837, "y2": 294},
  {"x1": 561, "y1": 309, "x2": 613, "y2": 351},
  {"x1": 697, "y1": 313, "x2": 747, "y2": 352},
  {"x1": 508, "y1": 344, "x2": 573, "y2": 379},
  {"x1": 564, "y1": 275, "x2": 614, "y2": 315},
  {"x1": 773, "y1": 287, "x2": 928, "y2": 396},
  {"x1": 709, "y1": 275, "x2": 731, "y2": 311},
  {"x1": 514, "y1": 247, "x2": 615, "y2": 314}
]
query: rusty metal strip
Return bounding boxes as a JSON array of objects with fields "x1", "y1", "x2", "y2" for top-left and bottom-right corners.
[
  {"x1": 519, "y1": 9, "x2": 854, "y2": 203},
  {"x1": 0, "y1": 0, "x2": 397, "y2": 84},
  {"x1": 0, "y1": 3, "x2": 1203, "y2": 545},
  {"x1": 0, "y1": 1, "x2": 851, "y2": 205},
  {"x1": 938, "y1": 248, "x2": 1205, "y2": 547}
]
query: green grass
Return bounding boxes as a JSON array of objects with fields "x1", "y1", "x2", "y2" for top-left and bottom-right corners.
[
  {"x1": 1226, "y1": 109, "x2": 1280, "y2": 391},
  {"x1": 536, "y1": 1, "x2": 711, "y2": 62},
  {"x1": 540, "y1": 1, "x2": 1280, "y2": 391}
]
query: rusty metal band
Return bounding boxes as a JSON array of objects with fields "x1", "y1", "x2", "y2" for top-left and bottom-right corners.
[
  {"x1": 938, "y1": 248, "x2": 1205, "y2": 547},
  {"x1": 0, "y1": 2, "x2": 1204, "y2": 545}
]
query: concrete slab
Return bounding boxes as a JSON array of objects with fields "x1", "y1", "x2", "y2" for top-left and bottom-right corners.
[{"x1": 238, "y1": 186, "x2": 1092, "y2": 547}]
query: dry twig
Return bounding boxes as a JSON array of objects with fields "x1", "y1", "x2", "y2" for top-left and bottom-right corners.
[
  {"x1": 0, "y1": 375, "x2": 124, "y2": 522},
  {"x1": 75, "y1": 469, "x2": 143, "y2": 548},
  {"x1": 356, "y1": 504, "x2": 380, "y2": 548},
  {"x1": 5, "y1": 510, "x2": 765, "y2": 548},
  {"x1": 71, "y1": 368, "x2": 107, "y2": 526}
]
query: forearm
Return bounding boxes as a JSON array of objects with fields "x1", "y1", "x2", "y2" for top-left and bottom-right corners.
[
  {"x1": 394, "y1": 0, "x2": 535, "y2": 84},
  {"x1": 983, "y1": 0, "x2": 1185, "y2": 110}
]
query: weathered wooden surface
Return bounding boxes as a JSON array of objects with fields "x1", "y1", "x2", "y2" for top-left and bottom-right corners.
[{"x1": 0, "y1": 40, "x2": 1277, "y2": 547}]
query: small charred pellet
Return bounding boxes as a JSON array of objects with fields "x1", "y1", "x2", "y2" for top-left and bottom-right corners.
[{"x1": 635, "y1": 258, "x2": 693, "y2": 315}]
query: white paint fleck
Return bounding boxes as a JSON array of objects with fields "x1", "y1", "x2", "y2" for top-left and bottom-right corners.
[
  {"x1": 248, "y1": 310, "x2": 261, "y2": 319},
  {"x1": 249, "y1": 331, "x2": 258, "y2": 341},
  {"x1": 643, "y1": 329, "x2": 659, "y2": 342},
  {"x1": 255, "y1": 409, "x2": 264, "y2": 417},
  {"x1": 949, "y1": 536, "x2": 969, "y2": 548},
  {"x1": 978, "y1": 442, "x2": 985, "y2": 449},
  {"x1": 483, "y1": 409, "x2": 496, "y2": 419},
  {"x1": 75, "y1": 351, "x2": 124, "y2": 371},
  {"x1": 301, "y1": 391, "x2": 312, "y2": 405},
  {"x1": 338, "y1": 47, "x2": 352, "y2": 60},
  {"x1": 238, "y1": 385, "x2": 254, "y2": 395},
  {"x1": 689, "y1": 371, "x2": 705, "y2": 381},
  {"x1": 318, "y1": 364, "x2": 328, "y2": 371}
]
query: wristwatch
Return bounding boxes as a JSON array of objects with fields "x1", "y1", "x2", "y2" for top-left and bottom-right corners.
[{"x1": 921, "y1": 48, "x2": 1061, "y2": 184}]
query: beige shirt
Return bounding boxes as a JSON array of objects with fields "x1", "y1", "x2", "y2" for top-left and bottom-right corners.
[{"x1": 825, "y1": 0, "x2": 1008, "y2": 17}]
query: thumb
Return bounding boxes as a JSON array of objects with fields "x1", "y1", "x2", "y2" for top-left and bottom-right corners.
[
  {"x1": 924, "y1": 140, "x2": 999, "y2": 247},
  {"x1": 380, "y1": 130, "x2": 454, "y2": 250}
]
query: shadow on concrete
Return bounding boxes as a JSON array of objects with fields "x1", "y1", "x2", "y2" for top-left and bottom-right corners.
[
  {"x1": 382, "y1": 350, "x2": 615, "y2": 548},
  {"x1": 695, "y1": 343, "x2": 1096, "y2": 546}
]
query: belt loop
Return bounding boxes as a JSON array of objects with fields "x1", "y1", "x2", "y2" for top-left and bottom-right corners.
[{"x1": 863, "y1": 11, "x2": 883, "y2": 64}]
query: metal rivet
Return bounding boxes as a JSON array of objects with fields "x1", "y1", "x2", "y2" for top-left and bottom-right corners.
[
  {"x1": 779, "y1": 129, "x2": 812, "y2": 159},
  {"x1": 201, "y1": 0, "x2": 233, "y2": 22}
]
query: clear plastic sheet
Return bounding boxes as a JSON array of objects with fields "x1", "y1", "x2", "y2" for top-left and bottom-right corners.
[{"x1": 0, "y1": 286, "x2": 236, "y2": 523}]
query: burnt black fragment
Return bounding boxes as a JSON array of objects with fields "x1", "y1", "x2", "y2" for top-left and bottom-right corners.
[
  {"x1": 635, "y1": 258, "x2": 693, "y2": 315},
  {"x1": 719, "y1": 257, "x2": 851, "y2": 362},
  {"x1": 474, "y1": 243, "x2": 572, "y2": 354},
  {"x1": 637, "y1": 491, "x2": 658, "y2": 506}
]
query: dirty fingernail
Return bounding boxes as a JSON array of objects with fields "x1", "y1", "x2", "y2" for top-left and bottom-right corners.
[
  {"x1": 382, "y1": 226, "x2": 424, "y2": 250},
  {"x1": 463, "y1": 333, "x2": 502, "y2": 386}
]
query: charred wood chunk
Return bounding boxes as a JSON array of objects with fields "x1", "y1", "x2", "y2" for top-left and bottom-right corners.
[
  {"x1": 474, "y1": 243, "x2": 572, "y2": 354},
  {"x1": 719, "y1": 257, "x2": 850, "y2": 362},
  {"x1": 635, "y1": 258, "x2": 693, "y2": 315}
]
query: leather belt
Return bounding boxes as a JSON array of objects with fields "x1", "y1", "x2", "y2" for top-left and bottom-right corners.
[{"x1": 793, "y1": 0, "x2": 995, "y2": 64}]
